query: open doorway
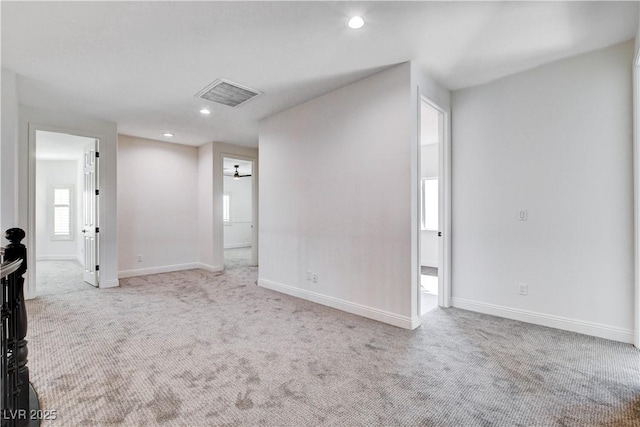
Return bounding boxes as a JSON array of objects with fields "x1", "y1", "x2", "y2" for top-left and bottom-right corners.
[
  {"x1": 34, "y1": 130, "x2": 99, "y2": 295},
  {"x1": 222, "y1": 157, "x2": 254, "y2": 269},
  {"x1": 419, "y1": 98, "x2": 447, "y2": 316}
]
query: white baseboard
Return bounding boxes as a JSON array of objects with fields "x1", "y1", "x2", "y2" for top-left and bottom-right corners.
[
  {"x1": 258, "y1": 278, "x2": 419, "y2": 330},
  {"x1": 452, "y1": 297, "x2": 634, "y2": 344},
  {"x1": 36, "y1": 255, "x2": 80, "y2": 262},
  {"x1": 224, "y1": 243, "x2": 251, "y2": 249},
  {"x1": 118, "y1": 262, "x2": 223, "y2": 279},
  {"x1": 100, "y1": 278, "x2": 119, "y2": 288},
  {"x1": 194, "y1": 263, "x2": 224, "y2": 273}
]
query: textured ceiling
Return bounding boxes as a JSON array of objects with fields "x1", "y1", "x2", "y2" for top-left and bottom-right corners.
[{"x1": 3, "y1": 2, "x2": 637, "y2": 148}]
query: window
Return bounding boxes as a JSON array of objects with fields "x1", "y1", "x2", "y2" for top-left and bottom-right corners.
[
  {"x1": 421, "y1": 178, "x2": 438, "y2": 231},
  {"x1": 223, "y1": 193, "x2": 231, "y2": 224},
  {"x1": 52, "y1": 186, "x2": 73, "y2": 240}
]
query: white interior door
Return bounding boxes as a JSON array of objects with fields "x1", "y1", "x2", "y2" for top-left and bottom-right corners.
[{"x1": 83, "y1": 142, "x2": 98, "y2": 287}]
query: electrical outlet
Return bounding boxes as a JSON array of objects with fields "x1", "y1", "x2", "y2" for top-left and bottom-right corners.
[
  {"x1": 519, "y1": 283, "x2": 528, "y2": 296},
  {"x1": 137, "y1": 255, "x2": 143, "y2": 263},
  {"x1": 306, "y1": 270, "x2": 312, "y2": 281},
  {"x1": 312, "y1": 273, "x2": 318, "y2": 284},
  {"x1": 518, "y1": 210, "x2": 528, "y2": 221}
]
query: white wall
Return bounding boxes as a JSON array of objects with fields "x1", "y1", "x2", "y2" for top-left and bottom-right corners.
[
  {"x1": 260, "y1": 63, "x2": 451, "y2": 329},
  {"x1": 118, "y1": 135, "x2": 199, "y2": 276},
  {"x1": 451, "y1": 41, "x2": 635, "y2": 343},
  {"x1": 223, "y1": 175, "x2": 252, "y2": 249},
  {"x1": 35, "y1": 160, "x2": 80, "y2": 260},
  {"x1": 17, "y1": 104, "x2": 119, "y2": 296},
  {"x1": 117, "y1": 137, "x2": 257, "y2": 276},
  {"x1": 421, "y1": 143, "x2": 439, "y2": 267},
  {"x1": 1, "y1": 69, "x2": 19, "y2": 234},
  {"x1": 198, "y1": 142, "x2": 215, "y2": 270}
]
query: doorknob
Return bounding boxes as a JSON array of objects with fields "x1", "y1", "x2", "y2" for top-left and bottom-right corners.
[{"x1": 82, "y1": 229, "x2": 87, "y2": 233}]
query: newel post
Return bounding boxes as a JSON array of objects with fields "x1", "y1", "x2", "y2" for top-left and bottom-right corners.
[{"x1": 3, "y1": 228, "x2": 30, "y2": 424}]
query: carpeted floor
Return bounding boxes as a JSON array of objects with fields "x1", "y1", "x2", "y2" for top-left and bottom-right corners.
[
  {"x1": 224, "y1": 247, "x2": 253, "y2": 270},
  {"x1": 35, "y1": 260, "x2": 95, "y2": 295},
  {"x1": 25, "y1": 263, "x2": 640, "y2": 426}
]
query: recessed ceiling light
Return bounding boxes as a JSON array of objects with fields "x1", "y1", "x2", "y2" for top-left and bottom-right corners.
[
  {"x1": 347, "y1": 16, "x2": 365, "y2": 30},
  {"x1": 163, "y1": 132, "x2": 174, "y2": 137},
  {"x1": 200, "y1": 109, "x2": 211, "y2": 115}
]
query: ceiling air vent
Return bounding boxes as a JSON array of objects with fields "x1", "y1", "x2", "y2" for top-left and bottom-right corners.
[{"x1": 195, "y1": 78, "x2": 261, "y2": 108}]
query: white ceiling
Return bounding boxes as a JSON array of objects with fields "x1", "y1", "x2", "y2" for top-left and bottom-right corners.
[
  {"x1": 223, "y1": 158, "x2": 252, "y2": 176},
  {"x1": 3, "y1": 2, "x2": 637, "y2": 148},
  {"x1": 35, "y1": 131, "x2": 95, "y2": 161}
]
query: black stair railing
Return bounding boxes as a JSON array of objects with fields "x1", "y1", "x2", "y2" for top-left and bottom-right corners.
[{"x1": 1, "y1": 228, "x2": 39, "y2": 427}]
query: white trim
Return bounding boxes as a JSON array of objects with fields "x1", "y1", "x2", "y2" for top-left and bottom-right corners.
[
  {"x1": 35, "y1": 255, "x2": 79, "y2": 261},
  {"x1": 196, "y1": 262, "x2": 224, "y2": 273},
  {"x1": 100, "y1": 278, "x2": 119, "y2": 289},
  {"x1": 443, "y1": 109, "x2": 452, "y2": 308},
  {"x1": 224, "y1": 243, "x2": 251, "y2": 249},
  {"x1": 633, "y1": 45, "x2": 640, "y2": 348},
  {"x1": 118, "y1": 262, "x2": 223, "y2": 278},
  {"x1": 258, "y1": 278, "x2": 419, "y2": 329},
  {"x1": 452, "y1": 297, "x2": 634, "y2": 344}
]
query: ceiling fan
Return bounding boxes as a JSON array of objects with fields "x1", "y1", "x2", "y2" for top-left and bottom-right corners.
[{"x1": 224, "y1": 164, "x2": 252, "y2": 180}]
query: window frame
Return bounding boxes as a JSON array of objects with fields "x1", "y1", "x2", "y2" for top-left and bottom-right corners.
[
  {"x1": 223, "y1": 192, "x2": 231, "y2": 225},
  {"x1": 421, "y1": 177, "x2": 438, "y2": 231},
  {"x1": 51, "y1": 185, "x2": 74, "y2": 241}
]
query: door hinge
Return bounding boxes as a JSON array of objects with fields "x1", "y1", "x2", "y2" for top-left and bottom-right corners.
[
  {"x1": 96, "y1": 265, "x2": 100, "y2": 271},
  {"x1": 96, "y1": 227, "x2": 99, "y2": 233},
  {"x1": 95, "y1": 152, "x2": 100, "y2": 158},
  {"x1": 95, "y1": 189, "x2": 99, "y2": 196}
]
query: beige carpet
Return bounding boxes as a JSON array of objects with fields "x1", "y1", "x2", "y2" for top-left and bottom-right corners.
[
  {"x1": 224, "y1": 247, "x2": 253, "y2": 270},
  {"x1": 25, "y1": 264, "x2": 640, "y2": 426},
  {"x1": 35, "y1": 260, "x2": 94, "y2": 296}
]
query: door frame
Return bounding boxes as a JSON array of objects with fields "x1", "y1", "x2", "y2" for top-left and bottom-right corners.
[
  {"x1": 417, "y1": 95, "x2": 452, "y2": 315},
  {"x1": 220, "y1": 152, "x2": 258, "y2": 267},
  {"x1": 633, "y1": 46, "x2": 640, "y2": 348},
  {"x1": 27, "y1": 124, "x2": 103, "y2": 297}
]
